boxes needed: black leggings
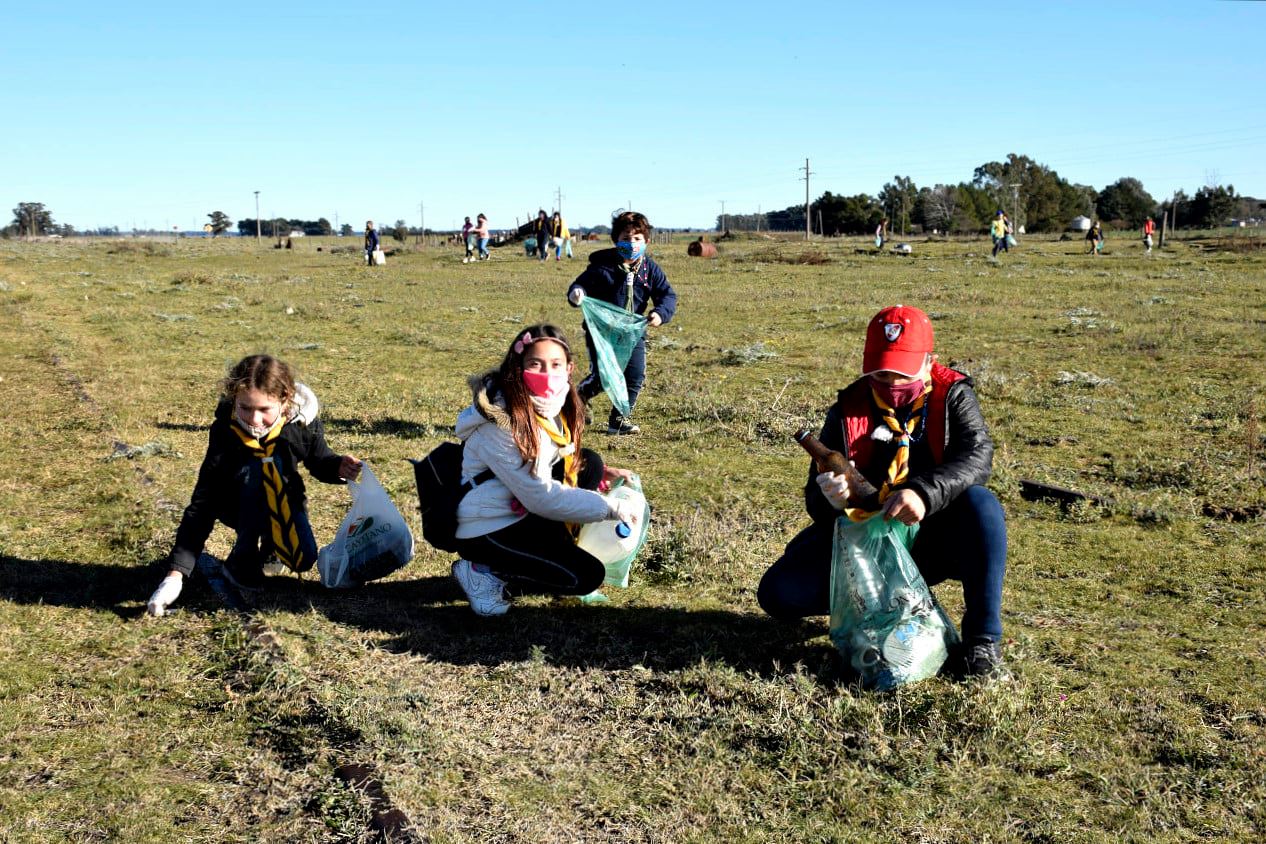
[455,449,607,595]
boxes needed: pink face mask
[870,377,926,408]
[522,369,570,400]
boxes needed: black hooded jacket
[168,396,344,575]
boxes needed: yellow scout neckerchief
[535,414,578,487]
[231,414,307,571]
[844,382,933,523]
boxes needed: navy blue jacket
[566,248,678,324]
[365,228,380,251]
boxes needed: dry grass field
[1,231,1263,842]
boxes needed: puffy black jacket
[804,374,993,524]
[566,248,678,324]
[169,398,344,575]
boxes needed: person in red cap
[758,305,1009,680]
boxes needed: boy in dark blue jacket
[566,211,678,434]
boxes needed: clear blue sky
[4,1,1263,232]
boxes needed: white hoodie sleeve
[467,424,615,524]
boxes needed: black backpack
[409,442,493,553]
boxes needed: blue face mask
[615,240,645,261]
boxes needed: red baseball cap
[862,305,934,376]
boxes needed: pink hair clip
[513,330,534,354]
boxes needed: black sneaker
[963,638,1010,682]
[606,415,640,435]
[221,554,265,592]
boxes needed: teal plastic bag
[579,297,647,417]
[829,515,959,690]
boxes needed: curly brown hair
[222,355,296,407]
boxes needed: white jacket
[454,374,617,539]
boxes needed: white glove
[568,287,586,305]
[816,471,851,511]
[609,498,642,528]
[147,573,183,617]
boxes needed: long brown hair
[492,324,585,470]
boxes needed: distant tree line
[237,217,334,237]
[721,154,1262,235]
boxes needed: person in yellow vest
[146,355,362,615]
[990,210,1010,257]
[550,211,571,261]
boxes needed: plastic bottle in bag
[844,539,887,615]
[577,519,637,565]
[575,477,650,589]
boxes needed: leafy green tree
[1095,178,1156,228]
[392,220,408,242]
[1186,185,1238,228]
[878,176,918,235]
[316,217,333,236]
[974,154,1085,232]
[815,191,881,235]
[207,211,232,237]
[11,202,54,237]
[339,223,353,237]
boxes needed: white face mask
[529,391,568,420]
[235,413,274,440]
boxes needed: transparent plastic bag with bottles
[829,514,959,690]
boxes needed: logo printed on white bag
[347,515,374,536]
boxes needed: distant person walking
[473,213,490,261]
[533,209,550,262]
[364,221,380,266]
[1143,217,1155,254]
[461,216,474,263]
[1087,220,1104,256]
[990,210,1009,257]
[550,212,570,261]
[875,218,888,249]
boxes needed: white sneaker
[451,559,510,616]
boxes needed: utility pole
[719,200,726,233]
[756,204,761,233]
[254,191,260,242]
[555,186,564,216]
[335,211,339,234]
[1008,183,1021,233]
[418,201,424,247]
[800,158,812,240]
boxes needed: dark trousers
[536,234,548,260]
[227,460,318,574]
[578,325,647,423]
[455,449,607,595]
[757,485,1007,641]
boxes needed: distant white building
[1069,215,1092,231]
[288,230,306,237]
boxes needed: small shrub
[721,342,778,366]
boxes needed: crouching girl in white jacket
[451,324,642,615]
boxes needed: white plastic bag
[318,464,415,588]
[372,248,386,265]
